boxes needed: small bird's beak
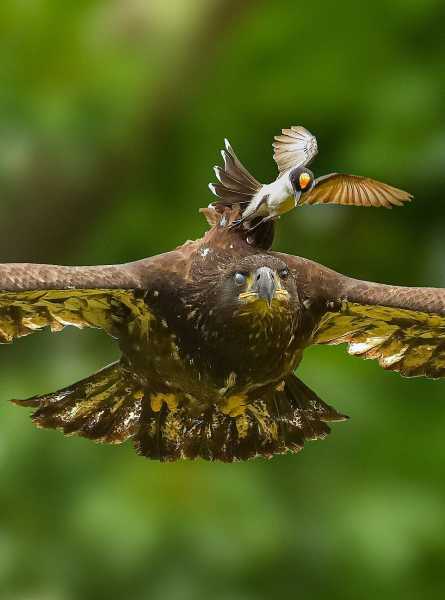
[293,190,302,206]
[252,267,276,306]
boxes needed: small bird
[209,126,413,229]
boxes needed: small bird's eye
[234,272,247,285]
[279,268,289,280]
[299,172,312,190]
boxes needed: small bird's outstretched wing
[209,139,261,207]
[276,253,445,378]
[300,173,412,208]
[0,255,177,342]
[273,126,318,173]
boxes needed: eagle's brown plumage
[1,206,445,461]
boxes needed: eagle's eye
[234,272,247,285]
[279,268,289,280]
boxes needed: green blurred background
[1,1,445,598]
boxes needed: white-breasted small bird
[208,126,412,229]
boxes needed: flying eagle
[209,127,412,229]
[1,206,443,462]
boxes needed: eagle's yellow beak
[299,172,311,190]
[238,267,289,308]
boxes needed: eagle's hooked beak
[252,267,276,306]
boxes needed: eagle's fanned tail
[133,373,347,461]
[13,366,346,461]
[12,360,145,444]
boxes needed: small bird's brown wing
[276,253,445,378]
[209,139,261,207]
[300,173,412,208]
[273,126,318,173]
[0,255,177,343]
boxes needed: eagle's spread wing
[276,253,445,378]
[0,258,165,342]
[300,173,412,208]
[273,126,318,173]
[315,302,445,378]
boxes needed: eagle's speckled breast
[119,283,305,412]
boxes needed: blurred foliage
[1,0,445,599]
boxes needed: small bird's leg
[228,214,250,230]
[246,215,278,234]
[229,195,269,230]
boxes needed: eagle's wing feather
[0,254,180,342]
[301,173,412,208]
[273,126,318,173]
[315,302,445,378]
[276,253,445,378]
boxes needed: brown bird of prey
[1,206,443,462]
[209,127,412,229]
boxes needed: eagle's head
[216,255,300,319]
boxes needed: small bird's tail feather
[209,139,261,208]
